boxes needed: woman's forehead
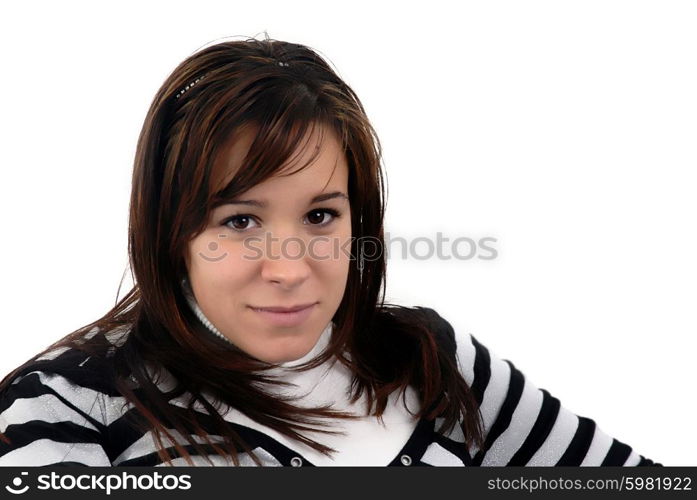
[211,122,344,193]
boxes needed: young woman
[0,37,660,467]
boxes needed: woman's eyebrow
[225,191,349,208]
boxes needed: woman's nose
[259,234,311,288]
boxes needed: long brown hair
[0,36,484,465]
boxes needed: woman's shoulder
[2,325,127,394]
[0,339,124,426]
[409,307,662,466]
[403,305,476,359]
[400,305,506,395]
[0,326,132,433]
[0,337,125,465]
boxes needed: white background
[1,0,695,464]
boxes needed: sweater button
[400,454,412,466]
[290,457,303,467]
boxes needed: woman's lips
[251,303,317,313]
[249,303,317,327]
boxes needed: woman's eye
[223,215,259,232]
[222,208,341,233]
[305,208,340,226]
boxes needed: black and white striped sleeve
[453,331,661,466]
[0,369,112,466]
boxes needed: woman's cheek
[232,237,265,264]
[307,236,334,263]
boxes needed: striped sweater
[0,310,660,466]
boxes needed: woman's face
[185,125,352,363]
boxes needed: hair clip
[175,74,206,100]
